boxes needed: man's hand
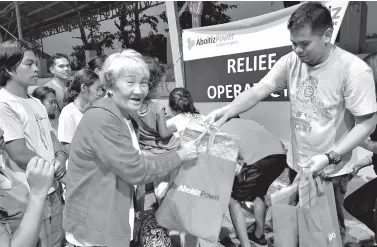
[51,154,67,180]
[350,155,373,178]
[205,108,222,125]
[301,155,329,176]
[205,108,229,129]
[301,154,329,187]
[26,157,55,198]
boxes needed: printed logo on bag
[173,183,219,201]
[328,233,336,242]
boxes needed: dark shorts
[231,154,287,202]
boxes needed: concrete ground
[144,168,376,247]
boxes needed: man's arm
[10,157,55,247]
[4,139,38,170]
[1,104,37,170]
[50,131,66,156]
[207,54,289,127]
[333,113,377,156]
[215,83,276,126]
[306,113,377,175]
[50,131,67,180]
[360,138,377,154]
[304,68,377,176]
[339,67,377,155]
[351,155,373,177]
[10,193,46,247]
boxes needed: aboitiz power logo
[187,34,236,50]
[171,183,219,201]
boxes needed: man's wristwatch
[324,151,342,165]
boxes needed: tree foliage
[160,1,237,31]
[114,1,164,53]
[70,7,115,69]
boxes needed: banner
[182,2,348,102]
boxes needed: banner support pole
[166,1,185,88]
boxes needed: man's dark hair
[0,40,36,87]
[288,2,333,34]
[48,53,70,69]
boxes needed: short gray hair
[100,49,150,91]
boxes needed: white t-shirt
[0,88,56,193]
[58,102,83,143]
[167,113,201,137]
[260,46,377,177]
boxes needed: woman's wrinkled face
[111,71,149,113]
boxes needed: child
[153,87,201,204]
[32,87,59,136]
[135,57,179,155]
[166,87,201,137]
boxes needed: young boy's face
[50,57,71,80]
[11,50,39,87]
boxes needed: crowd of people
[1,2,377,247]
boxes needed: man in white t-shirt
[0,40,68,247]
[207,2,377,244]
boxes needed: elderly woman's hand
[176,131,207,161]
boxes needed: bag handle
[299,172,327,206]
[206,130,216,152]
[298,168,326,193]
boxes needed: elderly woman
[62,50,201,247]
